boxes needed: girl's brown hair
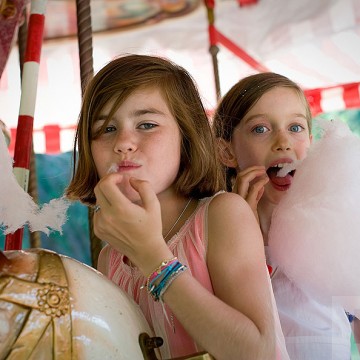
[212,72,312,190]
[66,54,224,204]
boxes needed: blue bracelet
[148,261,187,301]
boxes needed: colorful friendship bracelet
[148,261,182,299]
[145,258,188,301]
[147,257,178,285]
[158,264,187,301]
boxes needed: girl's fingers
[94,173,132,210]
[233,167,267,198]
[233,168,269,220]
[238,165,266,178]
[129,177,159,212]
[246,177,269,205]
[233,178,250,198]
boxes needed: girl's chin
[116,185,141,203]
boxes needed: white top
[266,247,352,360]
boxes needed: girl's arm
[161,192,276,360]
[93,175,276,360]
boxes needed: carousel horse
[0,248,214,360]
[0,248,156,359]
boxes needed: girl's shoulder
[206,191,260,244]
[207,191,251,217]
[190,191,256,243]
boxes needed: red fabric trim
[24,14,45,63]
[44,125,61,154]
[304,89,322,117]
[305,82,360,116]
[238,0,258,6]
[343,83,360,109]
[216,29,269,72]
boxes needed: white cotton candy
[0,131,70,235]
[276,160,302,177]
[268,119,360,314]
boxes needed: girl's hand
[233,166,268,222]
[93,174,173,275]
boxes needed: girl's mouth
[266,164,296,190]
[107,162,141,173]
[275,162,300,178]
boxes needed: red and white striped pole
[5,0,47,250]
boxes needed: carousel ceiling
[42,0,202,40]
[1,0,360,154]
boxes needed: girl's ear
[217,138,238,168]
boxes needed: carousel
[1,0,360,359]
[0,0,214,358]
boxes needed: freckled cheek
[234,141,265,168]
[296,139,312,160]
[91,142,108,178]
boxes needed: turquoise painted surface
[0,151,91,265]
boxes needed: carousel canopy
[1,0,360,154]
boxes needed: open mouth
[266,163,296,190]
[267,163,296,179]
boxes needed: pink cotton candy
[268,119,360,314]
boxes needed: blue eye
[104,125,116,133]
[252,125,268,134]
[138,123,157,130]
[289,124,304,132]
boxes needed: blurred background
[1,1,360,356]
[1,0,360,273]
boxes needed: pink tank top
[106,195,215,359]
[103,193,290,359]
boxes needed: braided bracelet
[146,257,178,286]
[145,258,188,301]
[158,264,187,301]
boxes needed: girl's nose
[272,130,291,151]
[113,131,136,154]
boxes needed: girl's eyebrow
[243,114,267,124]
[94,115,108,122]
[95,107,167,122]
[132,107,166,117]
[244,113,307,123]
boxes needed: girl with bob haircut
[67,55,288,359]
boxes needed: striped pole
[204,0,221,100]
[5,0,47,250]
